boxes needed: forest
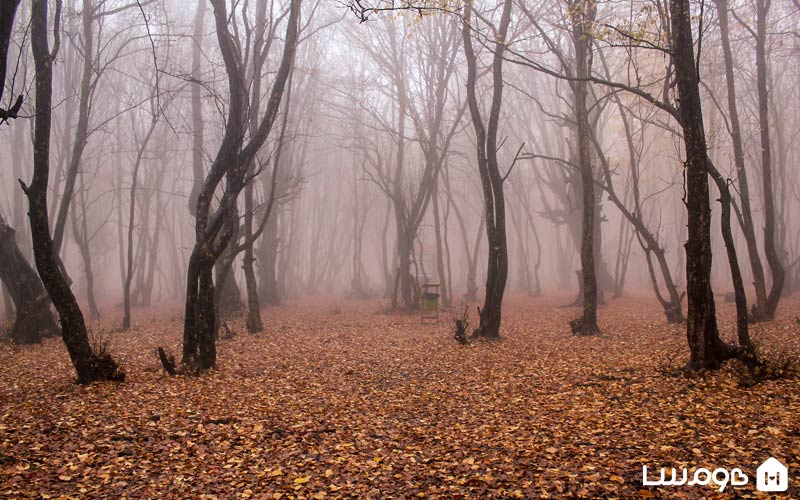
[0,0,799,497]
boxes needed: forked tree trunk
[183,0,300,371]
[462,0,512,339]
[707,161,755,357]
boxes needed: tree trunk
[707,161,755,357]
[52,0,93,257]
[755,0,785,319]
[462,0,512,339]
[0,214,58,344]
[243,178,263,332]
[187,0,206,217]
[670,0,736,370]
[257,214,281,306]
[123,117,158,330]
[70,170,100,319]
[714,0,769,320]
[24,0,122,383]
[0,0,23,119]
[183,0,300,371]
[432,174,450,306]
[570,0,599,335]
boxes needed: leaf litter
[1,295,798,498]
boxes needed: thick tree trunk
[25,0,122,383]
[670,0,736,370]
[0,214,58,344]
[395,230,416,310]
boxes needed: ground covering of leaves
[1,294,799,499]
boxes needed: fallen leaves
[0,295,798,498]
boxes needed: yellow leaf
[58,474,73,481]
[463,457,475,465]
[270,468,284,476]
[610,475,625,484]
[293,476,311,484]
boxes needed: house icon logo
[757,457,788,492]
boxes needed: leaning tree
[21,0,123,383]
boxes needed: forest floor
[1,294,799,499]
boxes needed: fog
[3,1,800,496]
[1,0,799,352]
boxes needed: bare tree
[182,0,301,371]
[753,0,785,319]
[568,0,600,335]
[22,0,123,383]
[462,0,513,338]
[670,0,738,369]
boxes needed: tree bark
[0,0,22,120]
[52,0,93,256]
[714,0,769,320]
[462,0,512,339]
[183,0,300,371]
[24,0,122,383]
[0,213,58,344]
[123,116,158,330]
[187,0,205,217]
[570,0,599,335]
[670,0,736,370]
[755,0,785,319]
